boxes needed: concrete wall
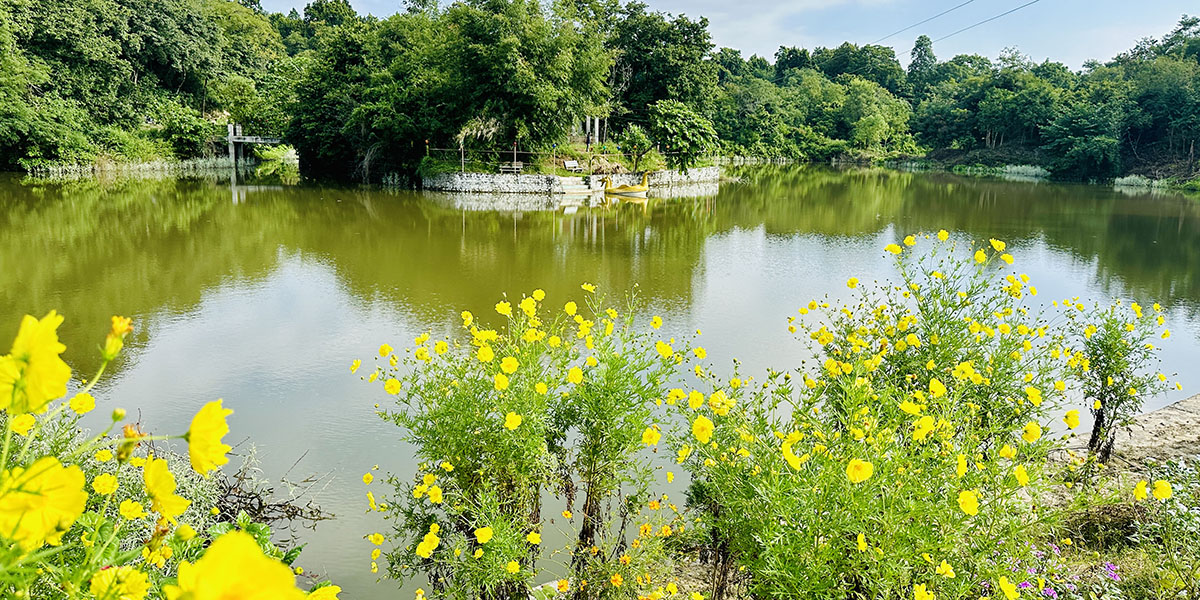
[422,172,560,194]
[591,166,721,187]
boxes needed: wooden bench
[563,159,583,173]
[499,161,523,174]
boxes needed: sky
[259,0,1197,69]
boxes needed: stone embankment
[422,167,721,194]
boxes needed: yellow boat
[601,173,649,197]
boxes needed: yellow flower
[120,499,146,520]
[562,510,573,519]
[557,579,570,593]
[519,297,537,317]
[989,238,1006,252]
[1013,464,1030,487]
[177,524,197,541]
[495,301,512,316]
[478,345,495,362]
[1063,410,1080,429]
[10,414,34,436]
[885,244,902,255]
[998,576,1019,600]
[475,527,494,544]
[642,426,661,446]
[96,449,114,462]
[363,473,374,485]
[145,458,190,523]
[1134,480,1148,501]
[90,565,150,600]
[847,277,859,289]
[368,532,385,545]
[656,341,674,359]
[856,533,867,552]
[936,560,955,578]
[846,459,873,484]
[1152,480,1172,501]
[1021,422,1042,444]
[163,531,306,600]
[581,283,596,293]
[385,378,402,395]
[956,454,968,478]
[610,573,623,587]
[308,586,342,599]
[0,311,71,415]
[937,229,949,241]
[504,412,522,430]
[535,382,548,395]
[913,416,935,442]
[567,367,583,385]
[92,473,119,495]
[186,400,233,476]
[428,486,443,504]
[904,235,917,247]
[0,456,86,549]
[999,444,1016,460]
[379,344,392,357]
[69,392,96,415]
[957,490,979,516]
[461,311,474,327]
[506,560,520,574]
[928,378,946,398]
[1001,253,1014,264]
[974,249,987,263]
[494,373,510,391]
[500,356,520,374]
[415,528,440,558]
[913,583,934,600]
[692,416,714,444]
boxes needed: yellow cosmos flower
[379,344,392,357]
[186,399,233,476]
[385,378,402,395]
[957,490,979,516]
[535,382,548,395]
[1013,464,1030,487]
[461,311,474,327]
[856,533,867,552]
[642,426,661,446]
[567,367,583,385]
[308,586,342,600]
[494,373,510,391]
[913,583,934,600]
[885,244,902,255]
[350,359,361,373]
[557,579,570,593]
[610,573,623,587]
[504,412,522,430]
[368,533,385,545]
[92,473,119,496]
[0,311,71,415]
[998,576,1019,600]
[581,283,595,293]
[477,345,495,363]
[1001,253,1014,264]
[96,449,114,462]
[519,297,537,317]
[928,378,946,398]
[990,238,1006,252]
[90,565,149,600]
[475,527,494,544]
[69,392,96,415]
[10,414,35,436]
[846,459,873,484]
[912,416,935,442]
[564,302,577,316]
[687,390,705,410]
[145,457,191,523]
[846,278,859,289]
[177,524,197,541]
[506,561,520,574]
[500,356,519,374]
[562,510,572,519]
[526,531,541,545]
[163,531,307,600]
[0,456,86,549]
[119,499,146,520]
[692,416,714,444]
[1063,410,1080,429]
[1021,422,1042,444]
[956,454,968,478]
[428,486,443,504]
[937,229,949,241]
[651,316,663,329]
[974,249,987,263]
[655,341,674,359]
[363,472,373,485]
[936,560,955,578]
[999,444,1016,460]
[1134,480,1148,501]
[495,302,512,316]
[1153,480,1172,501]
[904,235,917,247]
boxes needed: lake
[2,164,1198,597]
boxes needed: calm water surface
[3,165,1199,597]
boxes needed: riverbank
[1088,393,1200,468]
[420,166,721,194]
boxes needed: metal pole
[227,124,236,166]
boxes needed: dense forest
[3,0,1200,182]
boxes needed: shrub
[667,233,1081,599]
[1134,459,1199,597]
[363,287,687,599]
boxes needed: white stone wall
[591,166,721,187]
[423,172,559,193]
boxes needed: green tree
[618,123,653,171]
[908,35,937,100]
[647,99,717,171]
[607,2,717,116]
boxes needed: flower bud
[112,408,127,422]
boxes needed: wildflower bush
[0,311,338,599]
[365,288,689,599]
[667,234,1086,599]
[1062,300,1173,463]
[1134,459,1199,597]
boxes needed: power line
[871,0,980,44]
[934,0,1043,42]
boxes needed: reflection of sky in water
[6,168,1199,598]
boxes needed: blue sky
[260,0,1197,69]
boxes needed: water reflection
[1,165,1198,597]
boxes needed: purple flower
[1043,588,1058,599]
[1034,550,1045,559]
[1019,581,1033,589]
[1026,567,1037,575]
